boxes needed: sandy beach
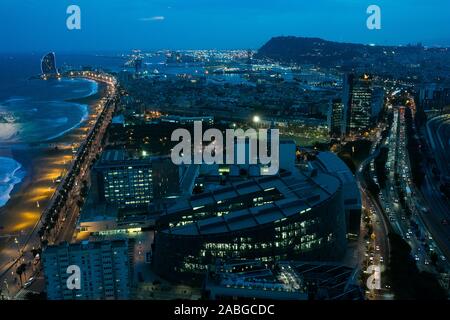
[0,81,106,263]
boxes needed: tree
[24,292,46,300]
[374,147,389,189]
[386,233,447,299]
[192,185,204,194]
[430,252,439,266]
[16,263,27,286]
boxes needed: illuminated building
[152,155,349,283]
[43,240,131,300]
[417,83,450,111]
[204,260,363,300]
[41,52,58,75]
[327,98,344,137]
[343,74,373,134]
[160,115,214,125]
[91,150,181,208]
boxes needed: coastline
[0,157,25,207]
[0,79,105,206]
[0,79,106,242]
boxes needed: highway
[371,103,450,277]
[357,103,449,298]
[355,126,391,299]
[381,107,439,272]
[53,89,116,244]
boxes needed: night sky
[1,0,449,53]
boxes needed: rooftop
[44,239,128,254]
[206,260,363,300]
[162,166,341,236]
[314,152,361,209]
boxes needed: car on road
[24,277,35,288]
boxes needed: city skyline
[1,1,450,304]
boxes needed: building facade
[43,240,131,300]
[91,150,180,208]
[343,74,373,134]
[152,166,348,284]
[204,260,363,300]
[41,52,58,75]
[328,98,344,137]
[314,152,362,238]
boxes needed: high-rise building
[327,98,344,137]
[343,74,373,134]
[41,52,58,75]
[43,240,131,300]
[91,150,181,208]
[418,83,450,111]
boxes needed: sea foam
[0,156,25,207]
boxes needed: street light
[14,237,20,253]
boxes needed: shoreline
[0,79,106,239]
[0,78,100,144]
[0,79,105,206]
[0,157,25,207]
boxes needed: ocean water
[0,53,102,208]
[0,79,96,143]
[0,157,26,207]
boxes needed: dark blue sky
[1,0,449,53]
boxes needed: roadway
[53,90,115,244]
[355,127,391,298]
[381,107,438,272]
[374,104,450,276]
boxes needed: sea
[0,53,116,207]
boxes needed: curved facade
[41,52,57,75]
[153,170,347,283]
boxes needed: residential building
[43,240,131,300]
